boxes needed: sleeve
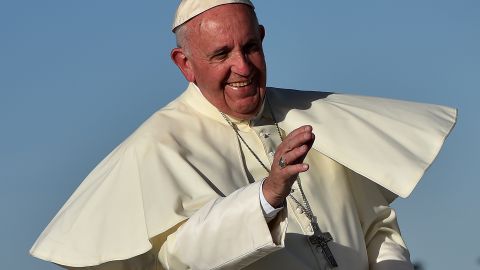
[347,170,414,270]
[259,178,284,223]
[158,180,288,270]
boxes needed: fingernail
[303,164,309,170]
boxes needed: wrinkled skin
[171,4,315,208]
[172,4,266,120]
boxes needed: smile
[227,79,252,88]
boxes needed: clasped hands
[262,125,315,208]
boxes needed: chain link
[220,97,317,224]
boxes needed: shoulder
[117,91,234,164]
[121,93,206,149]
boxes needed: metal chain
[220,112,270,173]
[265,98,317,223]
[220,98,317,224]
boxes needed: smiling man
[171,3,267,121]
[31,1,456,269]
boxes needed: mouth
[226,78,253,88]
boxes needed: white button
[307,225,313,232]
[290,188,295,193]
[268,151,275,157]
[296,206,303,214]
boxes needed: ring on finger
[279,156,287,168]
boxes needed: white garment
[30,83,456,269]
[259,179,284,222]
[159,86,415,269]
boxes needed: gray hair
[174,23,192,56]
[174,6,260,57]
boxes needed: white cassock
[30,83,456,269]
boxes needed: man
[30,1,457,269]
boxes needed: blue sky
[1,0,479,269]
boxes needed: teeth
[228,79,252,88]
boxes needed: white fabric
[158,87,415,269]
[172,0,254,31]
[30,83,455,268]
[159,180,287,269]
[267,88,457,198]
[259,178,284,223]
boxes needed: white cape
[30,84,457,267]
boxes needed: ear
[171,48,195,82]
[259,25,266,42]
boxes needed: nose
[230,51,252,77]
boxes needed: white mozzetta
[30,83,456,268]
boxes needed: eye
[212,51,228,61]
[210,47,230,62]
[244,42,261,54]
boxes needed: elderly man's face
[172,4,266,120]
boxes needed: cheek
[204,66,230,87]
[192,61,225,84]
[251,53,266,70]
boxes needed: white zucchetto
[172,0,254,31]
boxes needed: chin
[236,104,262,119]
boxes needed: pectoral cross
[309,221,338,268]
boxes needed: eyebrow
[206,36,260,59]
[208,46,230,58]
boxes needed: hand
[262,125,315,208]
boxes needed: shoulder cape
[30,84,457,267]
[268,87,456,198]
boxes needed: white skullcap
[172,0,254,32]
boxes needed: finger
[279,131,315,154]
[279,144,309,167]
[284,125,312,141]
[281,163,310,179]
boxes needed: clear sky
[1,0,479,269]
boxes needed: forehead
[190,4,259,44]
